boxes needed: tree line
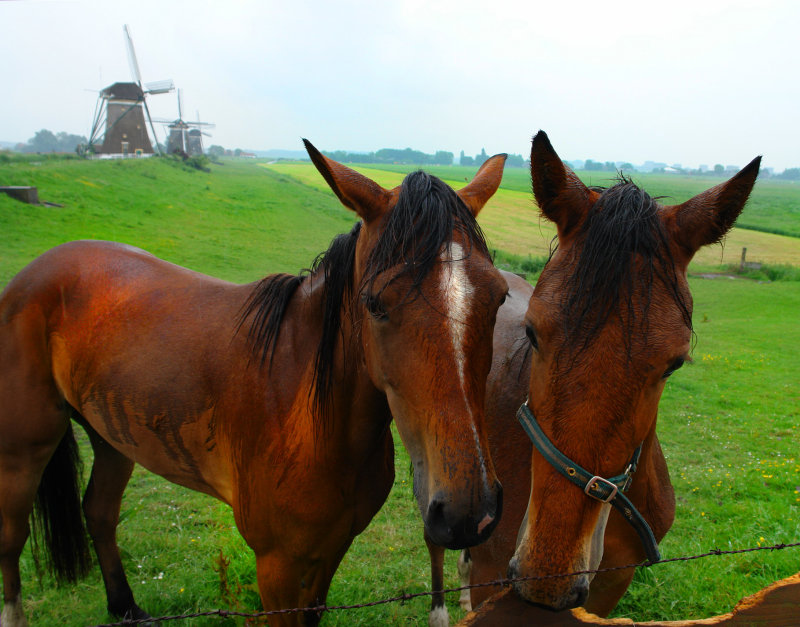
[321,147,527,168]
[322,147,454,166]
[15,129,88,154]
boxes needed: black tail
[30,422,91,582]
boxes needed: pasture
[0,156,798,625]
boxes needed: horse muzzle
[423,479,503,549]
[507,556,589,610]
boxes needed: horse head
[508,131,760,609]
[305,141,507,549]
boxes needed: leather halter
[517,401,661,563]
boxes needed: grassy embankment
[0,156,797,625]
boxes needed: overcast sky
[2,0,798,170]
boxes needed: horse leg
[0,425,71,627]
[0,459,44,627]
[457,548,472,611]
[424,528,448,627]
[78,419,150,621]
[253,551,332,627]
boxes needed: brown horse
[427,131,760,623]
[0,143,509,626]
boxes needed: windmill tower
[88,25,173,156]
[159,90,215,156]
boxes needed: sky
[1,0,798,171]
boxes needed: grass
[0,156,357,286]
[355,162,800,238]
[264,162,800,270]
[1,155,798,625]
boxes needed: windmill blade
[177,89,183,121]
[88,94,106,146]
[141,96,163,156]
[145,79,174,95]
[123,24,143,86]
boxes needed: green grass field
[0,156,798,625]
[349,162,800,239]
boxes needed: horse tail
[30,421,92,582]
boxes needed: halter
[516,401,661,563]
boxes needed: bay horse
[427,131,760,624]
[0,142,509,627]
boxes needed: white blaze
[440,242,474,388]
[440,243,486,472]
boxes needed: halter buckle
[584,476,618,503]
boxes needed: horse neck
[293,272,393,449]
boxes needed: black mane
[238,170,490,426]
[560,176,692,358]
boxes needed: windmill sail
[88,25,173,156]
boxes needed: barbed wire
[92,540,800,626]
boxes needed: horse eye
[361,293,387,320]
[525,324,538,350]
[663,357,685,379]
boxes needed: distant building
[92,82,154,156]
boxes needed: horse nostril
[425,495,454,547]
[572,582,589,608]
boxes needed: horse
[0,142,510,627]
[426,131,760,624]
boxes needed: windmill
[156,89,215,156]
[88,25,174,156]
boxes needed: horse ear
[530,130,596,239]
[663,156,761,259]
[303,139,393,223]
[456,153,507,216]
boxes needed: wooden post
[739,247,747,272]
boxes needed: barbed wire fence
[91,540,800,626]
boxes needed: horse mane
[239,170,490,427]
[560,175,693,359]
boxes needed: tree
[714,164,724,174]
[26,129,58,152]
[460,151,474,166]
[433,150,453,166]
[22,129,87,153]
[55,132,86,152]
[474,148,488,167]
[584,159,602,171]
[777,167,800,180]
[207,145,225,158]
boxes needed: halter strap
[516,402,661,563]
